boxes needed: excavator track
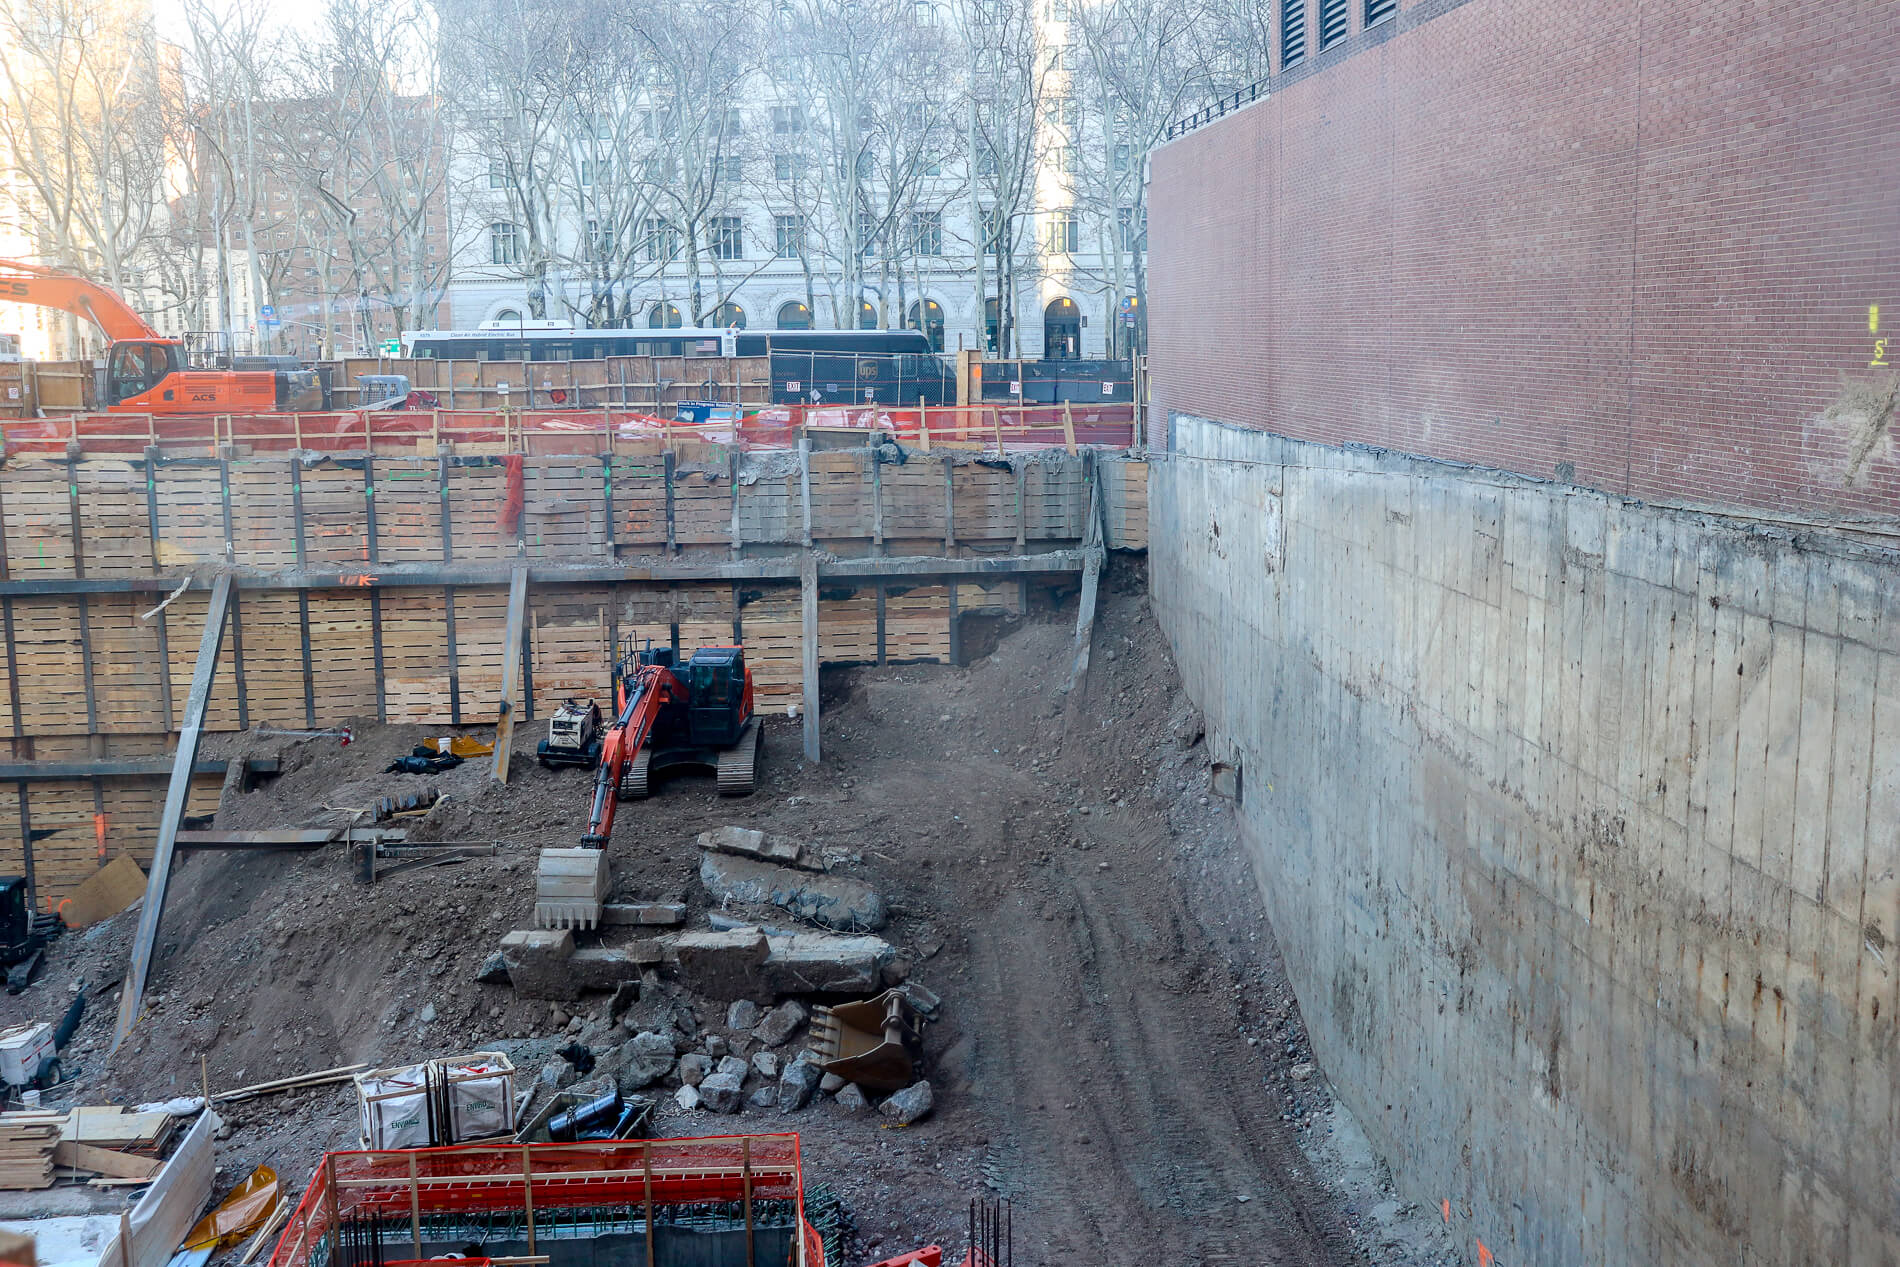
[717,718,762,796]
[619,747,651,800]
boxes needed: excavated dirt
[0,560,1453,1266]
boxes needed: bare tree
[956,0,1048,355]
[0,0,170,349]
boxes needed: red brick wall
[1148,0,1900,516]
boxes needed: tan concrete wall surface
[1150,415,1899,1265]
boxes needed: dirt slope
[0,559,1446,1265]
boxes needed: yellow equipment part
[810,988,924,1093]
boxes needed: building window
[713,154,742,182]
[910,210,942,256]
[858,211,879,257]
[775,213,806,258]
[587,218,613,258]
[975,146,998,178]
[487,158,509,189]
[1365,0,1395,23]
[777,300,813,329]
[1049,0,1070,18]
[643,217,679,263]
[980,205,1006,253]
[774,152,797,181]
[1111,142,1134,174]
[648,302,682,328]
[1281,0,1306,67]
[643,157,678,183]
[489,222,521,265]
[580,157,607,186]
[1046,210,1078,254]
[722,106,742,134]
[710,301,746,329]
[711,216,744,260]
[1318,0,1347,48]
[772,104,806,135]
[1116,205,1146,253]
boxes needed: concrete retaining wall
[1149,415,1899,1265]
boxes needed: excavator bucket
[810,988,924,1092]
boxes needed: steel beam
[800,556,820,764]
[112,571,232,1051]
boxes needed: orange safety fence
[0,402,1137,458]
[267,1135,818,1267]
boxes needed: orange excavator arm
[0,259,165,343]
[581,662,683,847]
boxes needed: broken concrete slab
[726,999,761,1031]
[666,927,771,1000]
[602,902,688,927]
[754,1000,808,1047]
[699,852,885,931]
[752,1051,779,1080]
[879,1080,933,1125]
[699,1070,745,1114]
[569,944,662,991]
[698,825,819,871]
[716,1054,749,1081]
[747,1085,778,1110]
[617,1031,678,1089]
[678,1053,712,1086]
[475,952,510,985]
[834,1083,869,1112]
[499,928,578,1001]
[761,933,898,995]
[778,1056,822,1112]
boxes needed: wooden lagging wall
[0,448,1146,906]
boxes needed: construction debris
[0,1114,58,1189]
[878,1080,935,1126]
[698,851,887,931]
[810,988,925,1092]
[697,825,822,872]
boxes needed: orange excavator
[580,642,763,848]
[0,259,321,412]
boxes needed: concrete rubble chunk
[570,945,661,991]
[699,1071,745,1114]
[726,999,761,1031]
[698,825,817,871]
[665,928,770,1001]
[705,1034,728,1058]
[762,933,897,995]
[674,1084,700,1112]
[602,902,688,927]
[747,1085,778,1110]
[819,1072,845,1094]
[699,852,885,931]
[677,1053,712,1087]
[754,1001,808,1048]
[879,1080,934,1126]
[1290,1062,1316,1082]
[539,1057,575,1089]
[618,1031,678,1089]
[833,1083,869,1112]
[753,1051,780,1080]
[716,1054,750,1081]
[475,952,510,985]
[499,928,577,1001]
[777,1057,822,1113]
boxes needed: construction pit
[0,434,1452,1267]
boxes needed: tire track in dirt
[964,802,1357,1266]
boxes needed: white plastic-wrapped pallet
[356,1063,433,1149]
[441,1053,515,1142]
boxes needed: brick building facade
[1147,0,1900,517]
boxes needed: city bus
[401,323,956,406]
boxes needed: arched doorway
[1043,296,1080,359]
[648,303,682,329]
[858,300,878,330]
[711,302,747,329]
[776,301,812,330]
[906,299,945,352]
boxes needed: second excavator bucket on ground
[810,988,925,1092]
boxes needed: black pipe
[549,1089,621,1141]
[52,986,84,1048]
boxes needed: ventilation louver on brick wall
[1319,0,1348,48]
[1366,0,1396,24]
[1280,0,1306,66]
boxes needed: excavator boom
[580,663,682,847]
[0,259,163,342]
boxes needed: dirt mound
[0,558,1446,1264]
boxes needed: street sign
[259,304,276,317]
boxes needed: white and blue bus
[400,323,956,406]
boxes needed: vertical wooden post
[797,437,813,547]
[642,1141,656,1267]
[520,1145,536,1254]
[492,567,529,782]
[742,1137,755,1267]
[991,406,1004,454]
[916,397,931,452]
[942,455,955,552]
[407,1152,423,1258]
[1062,401,1077,454]
[800,556,819,764]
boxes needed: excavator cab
[685,647,749,746]
[105,341,181,405]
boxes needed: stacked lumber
[521,459,605,557]
[0,1113,61,1189]
[952,463,1016,541]
[1103,458,1149,549]
[369,459,447,564]
[809,453,872,539]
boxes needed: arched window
[493,307,522,324]
[906,299,945,352]
[648,303,682,329]
[858,300,878,330]
[776,301,813,330]
[711,302,747,330]
[1043,296,1080,359]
